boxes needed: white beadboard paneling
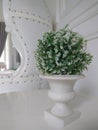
[73,15,98,37]
[58,0,98,29]
[70,4,98,29]
[57,0,98,96]
[57,0,98,39]
[75,39,98,96]
[86,32,98,41]
[60,0,81,19]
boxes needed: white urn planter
[40,75,85,128]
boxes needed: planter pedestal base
[44,109,81,128]
[40,75,84,128]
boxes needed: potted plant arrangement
[35,25,93,127]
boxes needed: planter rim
[39,74,85,80]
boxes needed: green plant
[35,25,93,75]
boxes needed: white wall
[75,39,98,97]
[57,0,98,96]
[86,39,98,96]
